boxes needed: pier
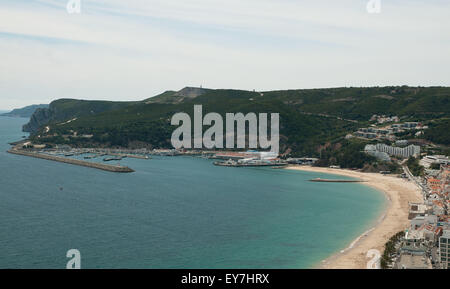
[7,149,134,173]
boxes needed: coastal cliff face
[23,99,135,134]
[23,87,209,134]
[22,107,51,133]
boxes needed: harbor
[8,143,293,171]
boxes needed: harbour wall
[7,149,134,173]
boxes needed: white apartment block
[364,143,420,159]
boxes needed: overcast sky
[0,0,449,109]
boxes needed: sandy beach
[286,165,423,269]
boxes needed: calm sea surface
[0,116,386,268]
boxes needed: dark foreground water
[0,116,386,268]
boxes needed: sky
[0,0,449,110]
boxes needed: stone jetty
[8,149,134,173]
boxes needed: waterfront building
[408,202,429,219]
[286,157,318,165]
[411,215,438,229]
[439,230,450,269]
[244,151,278,160]
[395,246,432,269]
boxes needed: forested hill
[25,86,450,156]
[23,99,136,133]
[260,86,449,120]
[1,104,48,118]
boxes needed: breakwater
[7,149,134,173]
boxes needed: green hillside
[26,86,450,161]
[23,99,136,133]
[261,86,449,120]
[424,118,450,145]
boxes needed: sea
[0,116,386,268]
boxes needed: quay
[7,149,134,173]
[110,154,150,160]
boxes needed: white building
[372,143,420,159]
[364,144,391,161]
[243,151,278,160]
[420,155,450,168]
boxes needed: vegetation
[424,118,450,145]
[380,231,405,269]
[363,161,402,174]
[314,139,376,169]
[406,156,425,176]
[430,163,441,170]
[261,86,450,120]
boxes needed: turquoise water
[0,116,386,268]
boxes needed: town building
[395,246,432,269]
[439,230,450,269]
[364,143,420,159]
[420,155,450,168]
[408,202,429,220]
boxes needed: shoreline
[286,165,423,269]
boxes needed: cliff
[23,99,135,134]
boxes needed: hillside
[145,87,211,104]
[23,99,136,133]
[424,118,450,145]
[260,86,449,120]
[26,86,450,160]
[1,104,48,118]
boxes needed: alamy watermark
[366,249,381,269]
[67,0,81,14]
[171,105,280,155]
[366,0,381,14]
[66,249,81,269]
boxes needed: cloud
[0,0,449,109]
